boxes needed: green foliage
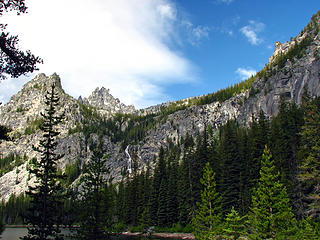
[24,118,44,135]
[22,84,65,240]
[192,74,256,106]
[111,221,127,233]
[76,139,112,240]
[248,146,297,239]
[222,207,247,240]
[249,87,260,97]
[299,95,320,219]
[219,120,243,213]
[0,219,4,236]
[0,124,11,141]
[15,105,27,113]
[76,104,158,147]
[64,159,81,186]
[0,153,25,177]
[0,0,43,80]
[0,193,31,225]
[192,162,223,240]
[33,83,40,89]
[294,218,319,240]
[269,99,304,210]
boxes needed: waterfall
[125,145,132,174]
[297,73,307,105]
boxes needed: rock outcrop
[80,87,135,116]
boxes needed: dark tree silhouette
[22,84,65,240]
[0,124,10,141]
[0,0,42,80]
[77,139,111,240]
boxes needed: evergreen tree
[0,217,4,237]
[0,125,11,141]
[177,151,192,225]
[192,162,223,240]
[248,111,269,189]
[166,152,179,226]
[222,206,247,240]
[299,95,320,219]
[115,178,126,223]
[248,146,297,239]
[77,139,111,240]
[270,99,303,199]
[157,177,168,226]
[0,0,42,80]
[139,164,152,227]
[295,218,319,240]
[219,120,241,212]
[149,146,166,225]
[22,84,65,240]
[177,134,194,225]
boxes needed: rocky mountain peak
[0,73,67,132]
[81,86,135,115]
[23,73,63,91]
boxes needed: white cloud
[221,0,234,4]
[236,67,257,80]
[182,21,210,46]
[0,0,202,108]
[240,20,265,45]
[157,4,177,20]
[215,0,234,4]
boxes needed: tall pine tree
[248,146,296,239]
[222,206,247,240]
[77,139,111,240]
[299,95,320,219]
[22,84,65,240]
[192,162,223,240]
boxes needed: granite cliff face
[0,12,320,201]
[238,29,320,124]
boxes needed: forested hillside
[1,94,319,238]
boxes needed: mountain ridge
[0,10,320,201]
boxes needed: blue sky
[0,0,319,108]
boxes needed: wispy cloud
[236,67,257,80]
[240,20,265,45]
[182,21,210,46]
[215,0,234,5]
[220,15,240,36]
[0,0,206,108]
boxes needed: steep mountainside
[0,11,320,201]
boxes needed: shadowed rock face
[0,13,320,201]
